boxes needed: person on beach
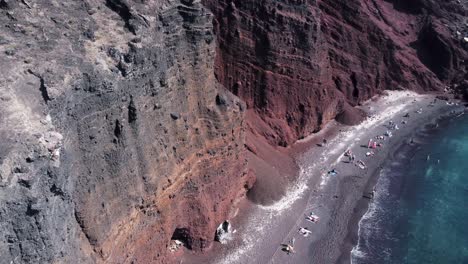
[357,160,367,169]
[345,149,352,157]
[281,238,295,255]
[318,138,327,147]
[306,213,320,223]
[299,227,312,237]
[345,149,355,163]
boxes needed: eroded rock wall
[0,0,466,263]
[202,0,467,146]
[0,0,250,263]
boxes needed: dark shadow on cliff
[410,20,453,81]
[383,0,425,14]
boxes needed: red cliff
[203,0,468,146]
[0,0,466,263]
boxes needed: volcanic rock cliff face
[0,0,466,263]
[203,0,468,146]
[0,1,250,263]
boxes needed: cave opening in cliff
[171,227,193,249]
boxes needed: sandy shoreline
[345,107,468,264]
[181,91,465,264]
[298,93,464,264]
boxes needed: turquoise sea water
[352,114,468,264]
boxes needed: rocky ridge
[0,0,251,263]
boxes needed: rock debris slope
[0,0,466,263]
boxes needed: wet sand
[181,91,464,264]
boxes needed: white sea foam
[218,91,422,264]
[351,168,393,263]
[259,168,310,213]
[350,246,367,263]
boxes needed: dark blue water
[352,114,468,264]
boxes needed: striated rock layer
[0,0,251,263]
[0,0,466,263]
[203,0,468,146]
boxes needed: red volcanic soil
[244,110,299,204]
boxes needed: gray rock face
[0,1,249,263]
